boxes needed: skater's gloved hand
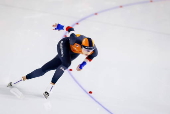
[52,23,64,31]
[76,61,87,71]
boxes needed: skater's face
[82,47,93,56]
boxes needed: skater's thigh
[41,55,61,72]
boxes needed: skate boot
[43,83,55,99]
[43,91,49,99]
[7,82,12,87]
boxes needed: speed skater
[7,23,98,99]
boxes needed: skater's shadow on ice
[0,85,25,99]
[0,85,48,100]
[43,100,52,111]
[0,86,13,97]
[9,87,42,99]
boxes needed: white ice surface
[0,0,170,114]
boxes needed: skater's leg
[51,38,73,84]
[51,39,80,84]
[26,55,61,80]
[25,68,45,80]
[8,56,62,87]
[43,38,71,98]
[43,64,69,98]
[7,77,24,87]
[50,53,79,84]
[44,38,80,98]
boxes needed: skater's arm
[77,46,98,71]
[66,26,76,36]
[86,45,98,62]
[76,59,89,71]
[52,23,75,34]
[52,23,77,45]
[66,26,78,45]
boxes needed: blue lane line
[68,71,113,114]
[65,0,169,113]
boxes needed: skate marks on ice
[9,87,24,99]
[9,88,52,111]
[0,86,13,97]
[43,100,52,111]
[0,85,24,100]
[9,87,53,112]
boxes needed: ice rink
[0,0,170,114]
